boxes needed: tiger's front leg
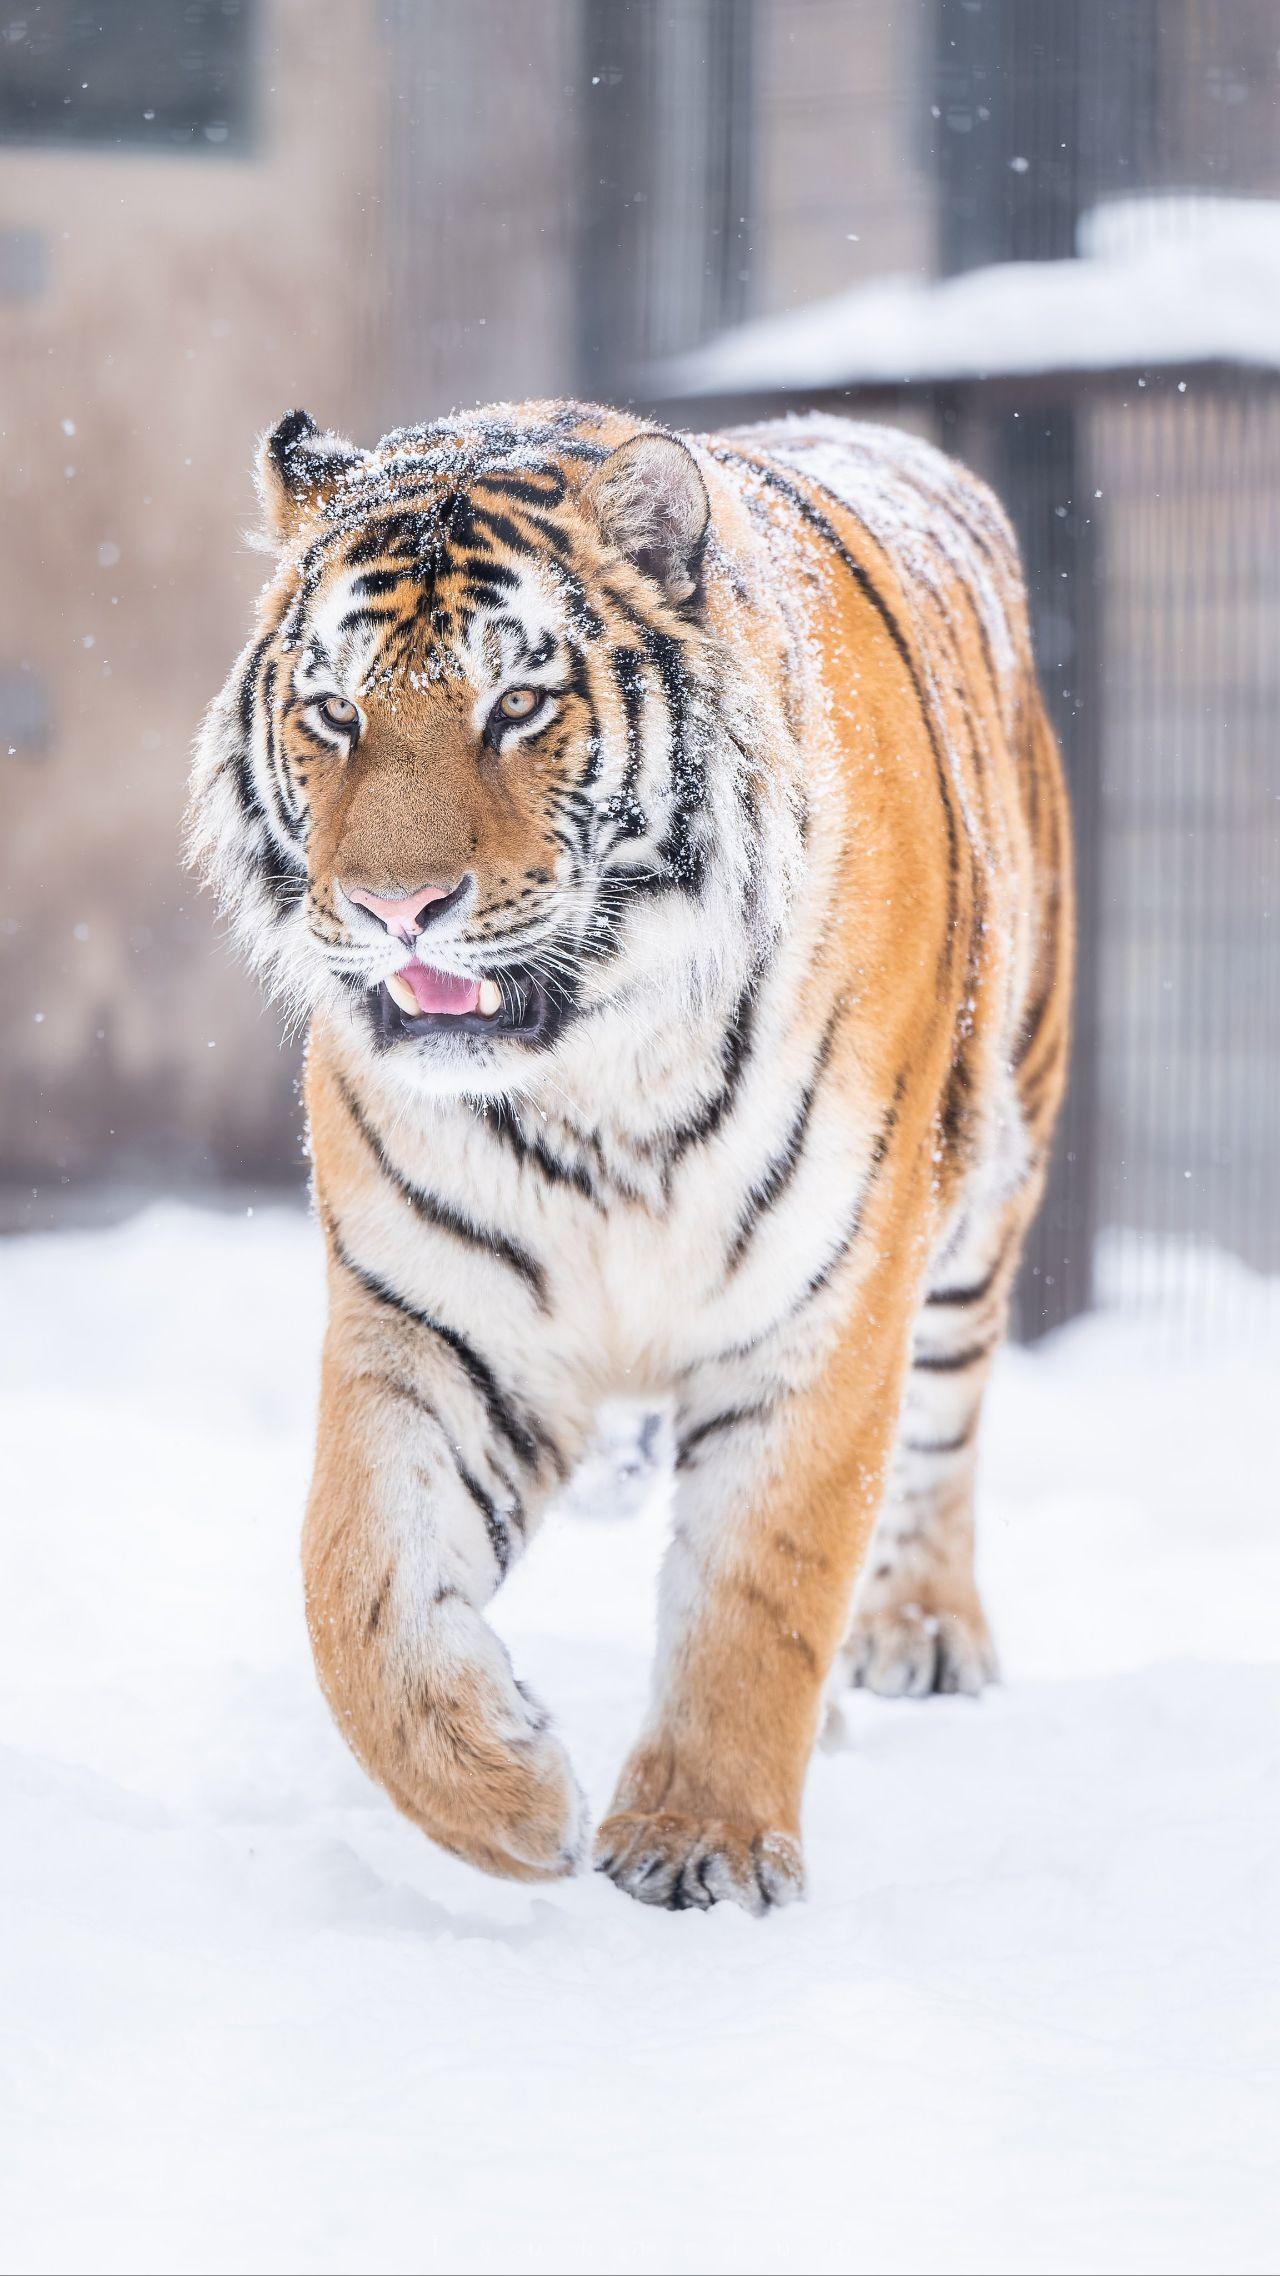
[595,1290,917,1914]
[303,1274,589,1883]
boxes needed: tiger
[187,397,1072,1915]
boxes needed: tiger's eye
[319,695,358,729]
[499,687,540,721]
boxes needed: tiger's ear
[255,409,367,542]
[580,433,710,605]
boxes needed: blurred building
[2,0,1278,1337]
[1,0,389,1196]
[0,0,932,1204]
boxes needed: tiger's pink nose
[345,881,461,942]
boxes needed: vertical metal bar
[576,0,754,397]
[933,0,1101,1333]
[997,401,1102,1333]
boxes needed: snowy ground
[2,1203,1277,2276]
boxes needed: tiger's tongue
[402,961,481,1016]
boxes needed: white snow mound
[662,194,1280,394]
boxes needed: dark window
[0,666,52,758]
[0,226,49,300]
[0,0,257,154]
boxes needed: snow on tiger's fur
[186,398,1072,1913]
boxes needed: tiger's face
[285,509,607,1063]
[189,407,724,1095]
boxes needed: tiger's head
[187,402,761,1100]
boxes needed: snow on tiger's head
[185,400,752,1096]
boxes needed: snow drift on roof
[660,196,1280,395]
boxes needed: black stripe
[261,660,305,841]
[900,1415,978,1457]
[351,1366,440,1425]
[663,967,761,1170]
[327,1218,560,1476]
[675,1404,770,1470]
[517,509,572,556]
[1013,919,1062,1077]
[787,1081,900,1320]
[366,1571,392,1638]
[471,469,569,508]
[1019,1030,1068,1126]
[236,629,274,751]
[336,1076,549,1310]
[602,643,648,837]
[352,567,409,598]
[1015,769,1066,1078]
[939,1035,977,1164]
[562,640,603,793]
[724,1014,838,1277]
[358,1371,522,1572]
[911,1339,991,1374]
[926,1241,1009,1309]
[729,1572,819,1672]
[473,1097,603,1207]
[468,502,544,557]
[595,587,712,888]
[345,508,438,568]
[459,552,519,594]
[229,632,306,921]
[645,626,709,893]
[455,1462,514,1577]
[336,603,400,641]
[713,1113,887,1360]
[279,525,347,648]
[804,439,1009,717]
[232,648,273,838]
[791,1197,865,1313]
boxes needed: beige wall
[0,0,394,1194]
[380,1,584,428]
[755,0,934,313]
[0,0,590,1202]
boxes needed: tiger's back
[720,411,1067,1173]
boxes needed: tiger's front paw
[593,1811,804,1916]
[382,1605,589,1884]
[453,1718,589,1885]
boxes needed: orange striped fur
[188,400,1072,1912]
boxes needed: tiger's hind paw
[593,1811,804,1916]
[843,1600,998,1699]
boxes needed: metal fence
[922,3,1280,1336]
[1091,370,1280,1321]
[946,365,1280,1340]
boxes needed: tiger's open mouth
[369,959,560,1048]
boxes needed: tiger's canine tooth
[478,978,501,1017]
[386,971,420,1017]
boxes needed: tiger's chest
[358,1042,885,1393]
